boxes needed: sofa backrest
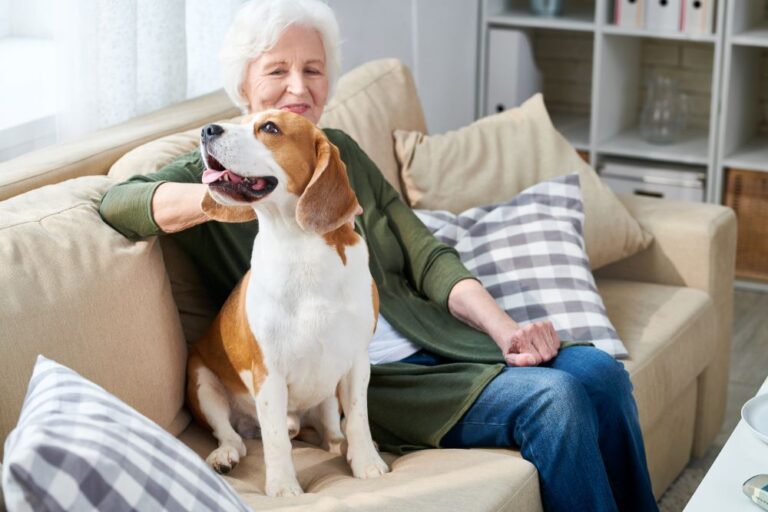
[0,176,190,460]
[0,91,239,202]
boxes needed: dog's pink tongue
[252,178,267,191]
[202,169,225,184]
[202,169,244,184]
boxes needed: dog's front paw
[266,476,303,497]
[349,450,389,479]
[206,439,246,474]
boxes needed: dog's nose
[202,123,224,142]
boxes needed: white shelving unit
[477,0,768,291]
[715,0,768,290]
[478,0,725,181]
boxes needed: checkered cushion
[1,356,249,512]
[415,174,628,358]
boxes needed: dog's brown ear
[296,133,358,234]
[201,191,257,223]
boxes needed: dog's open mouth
[202,153,278,202]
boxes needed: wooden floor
[658,289,768,511]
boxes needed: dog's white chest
[247,230,373,410]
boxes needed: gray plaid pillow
[416,173,628,358]
[2,356,250,512]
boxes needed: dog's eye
[259,121,281,135]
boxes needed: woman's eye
[305,68,321,75]
[269,69,285,75]
[259,121,281,135]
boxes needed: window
[0,0,57,162]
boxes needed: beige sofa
[0,59,736,511]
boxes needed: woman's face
[242,24,329,124]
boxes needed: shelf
[551,112,590,150]
[597,126,710,165]
[722,137,768,172]
[731,23,768,47]
[602,25,717,43]
[487,6,595,32]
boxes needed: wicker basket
[725,168,768,283]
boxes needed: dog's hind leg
[189,361,247,474]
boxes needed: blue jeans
[400,347,658,512]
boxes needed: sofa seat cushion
[597,279,717,431]
[178,424,542,512]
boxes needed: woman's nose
[286,70,307,95]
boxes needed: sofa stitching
[0,202,95,231]
[493,467,540,512]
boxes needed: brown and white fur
[186,110,389,497]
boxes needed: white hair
[220,0,341,113]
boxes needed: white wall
[327,0,479,133]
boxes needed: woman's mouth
[280,103,310,114]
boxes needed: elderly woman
[99,1,658,510]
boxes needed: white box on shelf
[615,0,646,29]
[681,0,716,35]
[645,0,683,32]
[599,159,705,202]
[486,28,542,116]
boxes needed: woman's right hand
[151,182,210,233]
[496,321,561,367]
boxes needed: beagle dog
[186,110,389,497]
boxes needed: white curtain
[53,0,243,142]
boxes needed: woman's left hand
[448,279,561,367]
[494,321,561,367]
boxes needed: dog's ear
[201,191,257,223]
[296,133,359,234]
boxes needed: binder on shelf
[681,0,715,36]
[486,29,542,116]
[645,0,682,32]
[615,0,645,29]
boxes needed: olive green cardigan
[100,128,510,453]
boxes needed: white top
[368,314,420,365]
[684,376,768,511]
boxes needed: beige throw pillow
[394,93,652,269]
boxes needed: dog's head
[200,110,359,234]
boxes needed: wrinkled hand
[497,321,561,367]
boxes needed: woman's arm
[448,279,561,366]
[151,182,209,233]
[99,151,209,238]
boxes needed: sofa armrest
[595,193,737,456]
[0,90,239,202]
[594,194,737,300]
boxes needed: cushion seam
[0,202,94,232]
[493,465,539,512]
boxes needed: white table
[685,377,768,511]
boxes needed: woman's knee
[562,347,633,398]
[520,371,596,432]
